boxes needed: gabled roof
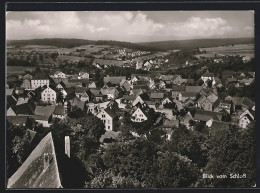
[32,72,50,80]
[172,85,185,92]
[13,102,35,115]
[194,109,222,122]
[185,86,202,93]
[7,116,29,125]
[6,89,14,96]
[201,72,214,77]
[242,97,255,109]
[150,92,164,99]
[163,119,179,128]
[35,105,55,117]
[7,132,62,188]
[75,87,88,94]
[70,98,85,110]
[100,88,117,95]
[104,107,117,118]
[90,88,103,97]
[103,76,126,85]
[56,81,66,88]
[53,105,66,115]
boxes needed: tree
[12,130,32,164]
[199,125,256,187]
[156,151,200,187]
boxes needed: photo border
[1,1,260,193]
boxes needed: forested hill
[7,38,164,51]
[137,37,254,50]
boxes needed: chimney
[65,136,70,158]
[43,153,50,171]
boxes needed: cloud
[6,11,251,42]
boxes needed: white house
[201,72,215,83]
[41,87,56,103]
[54,71,66,78]
[31,72,50,89]
[96,108,117,131]
[131,107,148,122]
[78,72,89,79]
[132,95,145,107]
[238,110,254,128]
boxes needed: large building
[41,87,57,103]
[31,72,51,89]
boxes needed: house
[88,81,97,89]
[21,79,31,89]
[162,118,179,129]
[201,72,215,83]
[132,95,146,107]
[238,109,255,128]
[41,87,57,103]
[7,116,33,128]
[56,81,66,90]
[181,112,194,129]
[90,89,105,102]
[7,107,16,116]
[16,97,29,106]
[131,107,148,122]
[228,97,255,113]
[54,71,66,78]
[240,78,254,86]
[96,107,117,131]
[172,75,184,85]
[194,109,222,125]
[150,92,164,101]
[161,97,173,106]
[78,72,89,79]
[103,76,126,86]
[197,95,214,111]
[100,87,119,99]
[32,105,55,127]
[172,85,185,99]
[242,56,251,63]
[31,72,51,89]
[75,87,90,102]
[53,105,66,119]
[213,99,232,114]
[13,102,36,116]
[62,87,76,100]
[120,80,132,92]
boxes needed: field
[6,66,37,75]
[195,44,254,59]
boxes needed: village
[6,50,256,141]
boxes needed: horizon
[6,11,254,42]
[6,37,255,44]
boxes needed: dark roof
[103,76,126,85]
[242,97,255,109]
[6,89,14,96]
[194,109,222,122]
[172,85,185,92]
[13,102,35,115]
[53,105,66,115]
[202,72,214,77]
[163,119,179,128]
[104,107,117,118]
[7,116,28,125]
[75,87,88,94]
[150,92,164,99]
[185,86,202,93]
[7,132,62,188]
[32,72,50,80]
[35,106,55,117]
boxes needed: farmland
[195,44,254,59]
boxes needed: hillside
[137,37,254,51]
[7,38,163,52]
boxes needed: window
[108,126,110,130]
[108,120,110,124]
[102,114,105,118]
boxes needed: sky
[6,11,254,42]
